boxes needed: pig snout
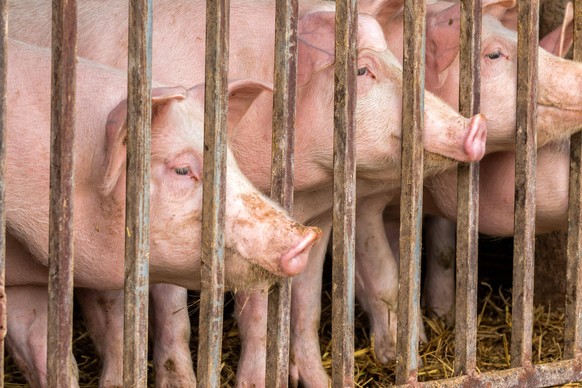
[279,227,322,276]
[463,114,487,162]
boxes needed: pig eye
[357,67,369,76]
[174,166,190,176]
[486,50,503,60]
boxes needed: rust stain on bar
[396,0,425,385]
[511,0,538,370]
[332,0,357,386]
[47,0,77,386]
[196,0,229,386]
[266,0,298,386]
[123,0,152,386]
[0,0,7,383]
[454,0,481,376]
[565,0,582,361]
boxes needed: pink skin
[8,2,487,387]
[355,0,581,364]
[4,39,321,387]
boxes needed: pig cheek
[223,251,275,292]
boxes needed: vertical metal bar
[47,0,77,386]
[123,0,152,386]
[511,0,538,369]
[266,0,298,386]
[455,0,481,376]
[396,0,425,385]
[565,0,582,361]
[196,0,229,386]
[332,0,357,386]
[0,0,7,383]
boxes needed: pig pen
[3,0,582,387]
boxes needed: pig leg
[149,284,196,387]
[354,194,400,364]
[235,221,332,388]
[354,195,427,364]
[77,285,195,387]
[75,288,124,387]
[288,221,332,387]
[423,216,456,326]
[6,285,79,388]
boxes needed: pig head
[5,40,321,291]
[361,0,582,153]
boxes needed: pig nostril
[279,230,321,277]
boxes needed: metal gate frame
[0,0,580,387]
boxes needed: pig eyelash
[357,66,375,79]
[485,50,505,60]
[174,166,191,176]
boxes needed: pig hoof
[370,333,396,364]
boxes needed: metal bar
[454,0,481,376]
[332,0,357,386]
[196,0,229,386]
[396,358,582,388]
[47,0,77,386]
[396,0,425,385]
[511,0,538,369]
[123,0,152,386]
[565,0,582,361]
[265,0,298,386]
[0,0,7,383]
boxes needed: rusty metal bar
[196,0,230,386]
[454,0,481,376]
[47,0,77,386]
[123,0,152,386]
[265,0,298,386]
[0,0,7,383]
[396,0,425,385]
[510,0,538,369]
[396,358,582,387]
[332,0,357,386]
[565,0,582,361]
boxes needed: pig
[3,38,322,387]
[354,0,582,365]
[8,1,489,386]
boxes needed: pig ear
[102,87,188,197]
[426,3,461,84]
[482,0,516,17]
[482,0,518,29]
[358,0,404,28]
[540,2,574,57]
[297,11,387,86]
[297,11,336,86]
[227,80,273,131]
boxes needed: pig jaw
[537,51,582,145]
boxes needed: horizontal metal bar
[400,359,582,387]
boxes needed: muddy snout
[279,227,322,276]
[463,113,487,161]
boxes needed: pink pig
[8,1,489,386]
[355,0,581,365]
[3,39,322,386]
